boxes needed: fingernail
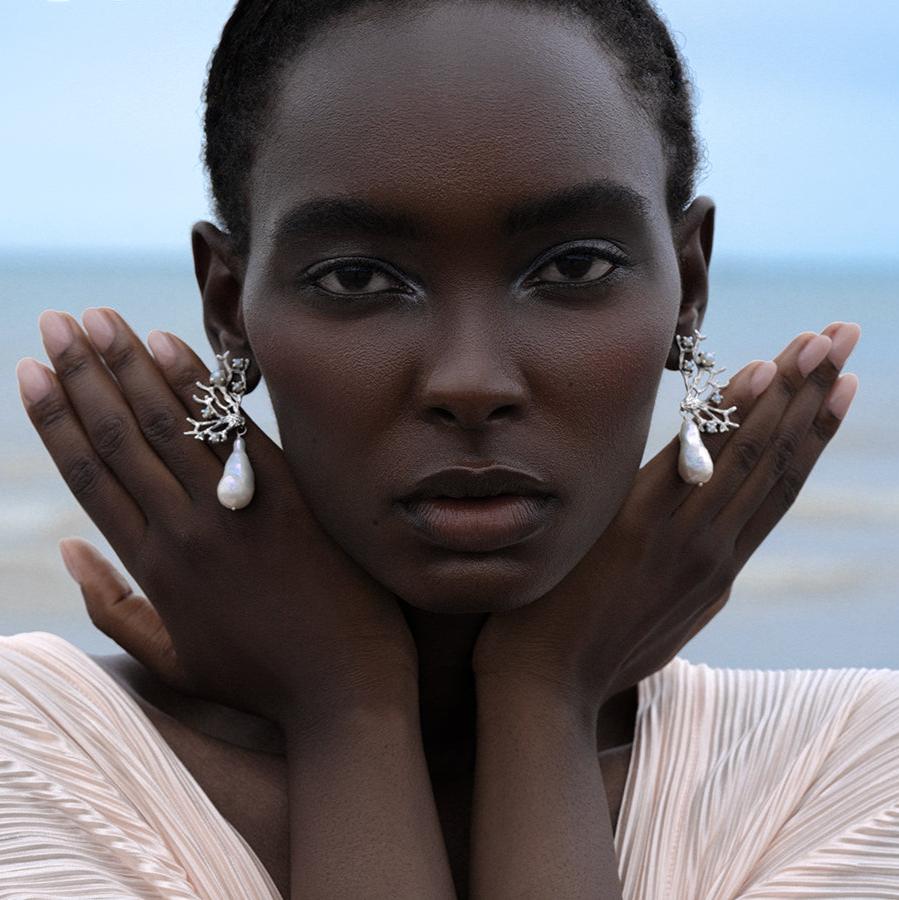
[826,322,861,369]
[147,330,177,366]
[58,540,86,583]
[38,310,74,355]
[797,334,833,378]
[750,360,778,397]
[827,373,859,419]
[15,357,53,403]
[82,308,116,352]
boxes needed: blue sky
[3,0,897,261]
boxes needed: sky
[2,0,897,262]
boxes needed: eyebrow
[270,178,651,246]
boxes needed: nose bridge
[417,296,526,427]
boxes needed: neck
[398,604,485,777]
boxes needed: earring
[184,350,255,509]
[675,330,739,486]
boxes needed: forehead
[249,1,668,245]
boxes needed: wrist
[475,670,599,736]
[279,678,421,754]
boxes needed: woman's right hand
[16,307,419,730]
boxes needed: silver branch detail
[676,331,739,434]
[183,351,249,444]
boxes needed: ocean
[2,251,897,669]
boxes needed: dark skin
[182,0,686,757]
[104,1,679,870]
[17,2,860,897]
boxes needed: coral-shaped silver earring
[183,351,255,510]
[676,331,739,486]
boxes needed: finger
[717,324,860,530]
[16,356,145,559]
[145,326,282,472]
[80,307,222,496]
[37,310,186,512]
[58,537,185,690]
[676,329,839,522]
[732,372,859,570]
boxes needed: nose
[416,316,527,430]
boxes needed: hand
[16,308,418,729]
[471,322,860,711]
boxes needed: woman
[3,0,892,897]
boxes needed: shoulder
[649,656,899,795]
[0,635,284,896]
[630,657,899,897]
[0,629,96,710]
[648,654,899,736]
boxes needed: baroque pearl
[678,418,714,486]
[217,436,255,509]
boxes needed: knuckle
[172,366,206,398]
[810,415,837,444]
[806,363,836,391]
[65,454,105,499]
[683,532,719,583]
[769,430,801,477]
[92,412,131,458]
[53,349,90,382]
[774,374,800,403]
[104,341,140,373]
[779,467,807,512]
[30,394,70,431]
[731,433,766,475]
[138,405,178,445]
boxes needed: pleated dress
[2,631,898,899]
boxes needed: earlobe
[190,221,260,393]
[665,196,716,370]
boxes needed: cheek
[244,306,407,528]
[547,306,673,528]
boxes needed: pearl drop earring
[184,351,256,509]
[675,331,739,486]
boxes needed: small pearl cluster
[184,352,249,444]
[676,332,739,435]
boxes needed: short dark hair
[201,0,705,260]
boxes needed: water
[1,250,897,668]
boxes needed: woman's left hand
[471,322,860,712]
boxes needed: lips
[396,466,556,552]
[399,465,552,503]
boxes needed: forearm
[470,676,623,900]
[282,697,457,899]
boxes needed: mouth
[396,493,557,553]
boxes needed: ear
[190,221,261,392]
[664,196,715,370]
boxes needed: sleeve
[730,668,899,899]
[0,633,200,898]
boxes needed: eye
[303,259,407,298]
[527,245,627,287]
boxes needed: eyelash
[298,243,629,302]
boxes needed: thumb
[58,538,184,690]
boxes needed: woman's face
[236,1,687,614]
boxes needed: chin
[387,549,565,615]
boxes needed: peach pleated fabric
[614,655,899,898]
[0,631,281,899]
[2,632,899,898]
